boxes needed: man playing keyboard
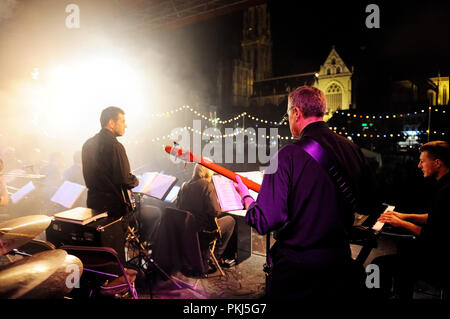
[372,140,450,299]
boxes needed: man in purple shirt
[235,86,376,299]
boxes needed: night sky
[270,1,449,78]
[143,0,449,112]
[0,0,448,112]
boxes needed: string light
[146,104,447,143]
[332,106,447,120]
[330,129,445,138]
[144,104,447,126]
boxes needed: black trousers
[266,244,365,300]
[87,197,130,264]
[214,215,236,258]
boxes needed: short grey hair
[288,86,327,117]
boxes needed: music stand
[125,192,196,298]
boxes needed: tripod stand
[125,225,183,298]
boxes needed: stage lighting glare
[33,54,146,143]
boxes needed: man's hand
[234,175,254,210]
[383,210,407,220]
[378,210,423,236]
[234,175,250,198]
[378,211,406,228]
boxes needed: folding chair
[199,217,225,277]
[61,245,138,299]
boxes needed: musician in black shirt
[82,107,138,262]
[82,106,138,218]
[373,140,450,299]
[235,86,377,299]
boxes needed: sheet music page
[11,181,35,204]
[237,171,263,200]
[50,181,86,208]
[164,185,180,203]
[132,172,158,193]
[147,173,177,199]
[212,175,243,212]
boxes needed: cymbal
[20,253,83,299]
[0,249,67,299]
[0,215,52,255]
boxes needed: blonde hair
[192,160,214,180]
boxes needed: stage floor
[140,254,267,299]
[134,231,398,299]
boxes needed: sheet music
[212,175,243,212]
[164,185,180,203]
[132,172,158,193]
[11,181,35,204]
[147,173,177,199]
[372,205,395,232]
[132,172,177,199]
[237,171,263,200]
[51,181,86,208]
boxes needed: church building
[227,3,353,120]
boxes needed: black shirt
[246,121,377,257]
[176,177,222,231]
[420,172,450,255]
[82,128,138,217]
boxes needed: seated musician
[372,141,450,299]
[176,163,235,273]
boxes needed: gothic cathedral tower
[241,4,272,81]
[232,4,272,107]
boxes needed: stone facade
[317,46,353,120]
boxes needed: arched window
[331,58,336,65]
[336,67,341,74]
[326,83,342,111]
[327,69,331,75]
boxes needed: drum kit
[0,214,83,299]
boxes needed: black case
[46,217,125,254]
